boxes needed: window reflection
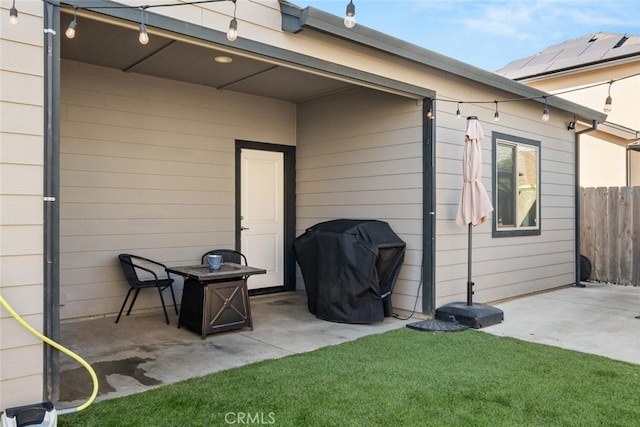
[494,134,540,236]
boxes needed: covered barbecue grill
[294,219,406,323]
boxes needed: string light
[542,96,550,122]
[9,0,18,25]
[227,0,238,41]
[603,81,613,113]
[344,0,356,29]
[9,1,357,44]
[65,7,78,39]
[8,0,252,43]
[5,0,635,129]
[227,18,238,41]
[139,7,149,45]
[435,68,640,127]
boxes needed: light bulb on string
[542,97,550,122]
[456,102,462,119]
[603,81,613,113]
[139,23,149,44]
[344,0,356,28]
[9,0,18,25]
[227,0,238,41]
[494,101,500,122]
[65,8,78,39]
[139,7,149,45]
[227,18,238,41]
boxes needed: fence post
[594,187,608,281]
[618,187,632,285]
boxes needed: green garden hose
[0,293,98,416]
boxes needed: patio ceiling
[60,12,355,104]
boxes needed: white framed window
[492,132,541,237]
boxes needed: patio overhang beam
[60,0,432,101]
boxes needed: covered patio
[48,1,433,408]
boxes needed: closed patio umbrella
[456,117,493,229]
[435,116,503,328]
[457,116,492,305]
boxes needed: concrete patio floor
[483,281,640,365]
[57,291,413,406]
[57,283,640,408]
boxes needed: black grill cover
[294,219,406,323]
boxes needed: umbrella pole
[467,223,473,306]
[433,118,504,328]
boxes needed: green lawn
[58,328,640,426]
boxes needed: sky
[300,0,640,72]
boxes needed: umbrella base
[406,318,469,332]
[435,301,503,329]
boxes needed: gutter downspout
[43,0,61,401]
[575,120,597,288]
[627,146,631,187]
[422,98,436,314]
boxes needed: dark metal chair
[116,254,178,324]
[200,249,247,266]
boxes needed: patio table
[166,263,266,339]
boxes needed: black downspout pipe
[626,146,631,187]
[574,120,597,288]
[43,0,61,401]
[422,98,436,314]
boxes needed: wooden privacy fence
[580,186,640,286]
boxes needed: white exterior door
[241,149,284,290]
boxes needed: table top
[166,263,266,281]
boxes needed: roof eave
[598,121,640,142]
[280,2,607,124]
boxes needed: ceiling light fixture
[344,0,356,28]
[214,55,233,63]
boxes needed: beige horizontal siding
[0,2,45,411]
[59,60,295,320]
[434,93,577,306]
[0,375,45,415]
[296,87,423,311]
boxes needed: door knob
[241,226,250,231]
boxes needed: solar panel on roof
[614,35,629,48]
[495,33,640,79]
